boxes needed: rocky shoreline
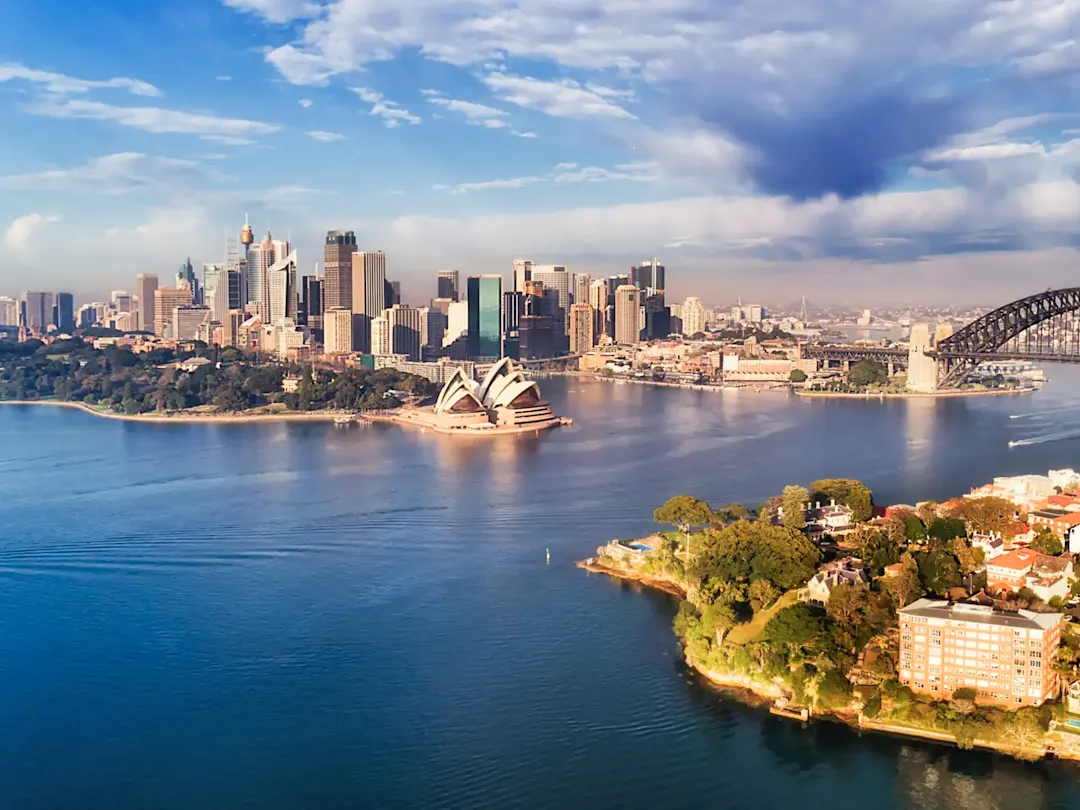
[0,399,355,424]
[580,553,1079,763]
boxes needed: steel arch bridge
[933,288,1080,388]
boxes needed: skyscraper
[530,265,570,347]
[177,257,200,304]
[351,250,386,353]
[682,297,706,336]
[112,291,133,312]
[502,290,522,337]
[301,276,323,333]
[615,285,641,345]
[54,292,75,333]
[386,279,401,308]
[0,296,18,327]
[422,307,446,355]
[137,274,158,333]
[589,279,608,340]
[227,269,244,312]
[173,305,211,341]
[265,249,298,325]
[371,311,390,355]
[246,233,273,314]
[324,230,357,311]
[569,303,594,354]
[437,270,459,302]
[644,293,669,340]
[573,273,592,307]
[323,307,353,355]
[444,301,468,349]
[631,258,665,293]
[154,288,193,338]
[21,292,53,332]
[202,264,226,324]
[387,304,422,361]
[512,259,532,293]
[467,274,503,359]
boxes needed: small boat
[334,415,354,426]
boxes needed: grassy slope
[726,589,802,646]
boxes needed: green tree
[903,514,927,542]
[815,671,853,710]
[810,478,874,522]
[1030,527,1064,556]
[297,365,315,411]
[654,495,714,534]
[695,520,821,591]
[780,485,809,530]
[848,360,887,387]
[928,517,966,542]
[918,550,962,595]
[764,604,826,647]
[947,496,1017,534]
[827,582,892,650]
[949,538,985,575]
[748,578,780,612]
[885,553,925,607]
[789,368,807,383]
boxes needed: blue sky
[4,0,1080,305]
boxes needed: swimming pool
[627,542,654,552]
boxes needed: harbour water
[5,372,1080,809]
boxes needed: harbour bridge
[803,288,1080,389]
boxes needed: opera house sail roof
[426,359,557,431]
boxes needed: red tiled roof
[987,549,1036,571]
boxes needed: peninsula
[583,476,1080,762]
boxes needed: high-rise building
[0,296,18,327]
[225,310,245,347]
[202,264,226,324]
[386,279,401,308]
[176,257,201,304]
[323,307,353,355]
[444,301,469,348]
[76,304,98,330]
[437,270,459,302]
[467,274,503,359]
[351,250,386,353]
[530,265,570,348]
[301,276,323,332]
[154,288,193,338]
[227,269,244,312]
[371,311,390,356]
[173,305,211,341]
[518,315,556,360]
[22,292,52,332]
[615,285,641,345]
[502,291,522,337]
[386,304,422,361]
[112,291,133,313]
[512,259,532,293]
[898,599,1061,707]
[54,292,74,333]
[588,279,608,339]
[569,303,594,354]
[573,273,592,307]
[137,274,158,334]
[265,249,298,325]
[644,293,669,340]
[430,297,453,318]
[631,258,665,293]
[682,296,706,336]
[422,307,446,355]
[323,230,357,311]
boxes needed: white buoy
[546,548,550,564]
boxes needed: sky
[3,0,1080,306]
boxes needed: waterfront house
[985,549,1074,601]
[1068,681,1080,716]
[805,558,868,605]
[808,501,854,533]
[971,533,1007,561]
[1029,510,1080,540]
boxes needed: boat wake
[1008,429,1080,448]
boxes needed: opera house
[391,358,566,434]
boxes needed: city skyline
[4,2,1080,304]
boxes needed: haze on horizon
[2,0,1080,307]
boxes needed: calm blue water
[4,372,1080,809]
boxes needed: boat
[334,415,354,426]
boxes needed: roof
[1046,494,1080,508]
[986,549,1036,571]
[1031,509,1068,519]
[900,598,1061,631]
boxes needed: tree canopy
[946,496,1018,534]
[695,520,821,592]
[848,360,888,387]
[1030,527,1064,556]
[654,495,714,534]
[780,485,809,530]
[764,604,826,646]
[811,478,874,522]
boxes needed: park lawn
[726,589,801,646]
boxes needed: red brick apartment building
[898,599,1061,707]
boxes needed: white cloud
[298,98,313,107]
[434,176,544,193]
[0,62,160,97]
[4,213,60,253]
[928,143,1046,162]
[306,129,346,141]
[427,96,509,128]
[25,99,280,143]
[511,130,537,139]
[223,0,322,24]
[349,87,420,127]
[555,162,578,170]
[0,153,219,194]
[483,73,635,119]
[216,75,232,81]
[434,161,658,193]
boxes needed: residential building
[374,356,475,385]
[1028,510,1080,539]
[986,549,1075,602]
[614,285,641,345]
[898,599,1062,707]
[682,296,706,336]
[22,292,53,332]
[569,303,594,355]
[323,307,353,355]
[588,279,608,338]
[371,312,390,356]
[323,229,356,311]
[136,274,158,333]
[386,304,422,361]
[351,250,386,353]
[467,274,503,359]
[153,288,193,338]
[805,559,868,605]
[573,273,592,307]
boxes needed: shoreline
[796,387,1034,399]
[365,409,572,437]
[580,553,1078,764]
[0,399,355,424]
